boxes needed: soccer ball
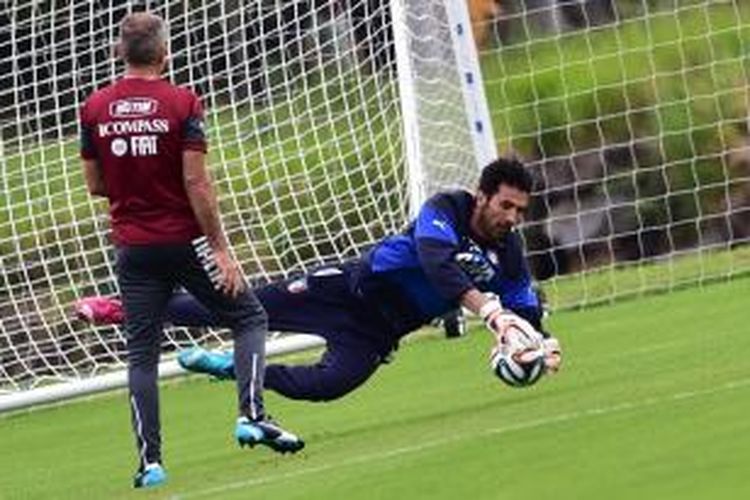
[490,317,546,388]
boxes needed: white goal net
[0,0,489,408]
[1,0,749,409]
[473,0,750,306]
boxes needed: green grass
[1,276,748,499]
[542,244,750,310]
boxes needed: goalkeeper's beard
[475,208,512,242]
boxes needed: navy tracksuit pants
[117,242,267,468]
[167,265,397,402]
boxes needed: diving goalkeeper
[77,157,562,402]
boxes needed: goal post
[0,0,492,412]
[392,0,497,215]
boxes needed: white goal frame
[0,0,494,413]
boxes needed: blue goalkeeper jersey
[354,190,542,339]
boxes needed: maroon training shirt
[80,77,207,245]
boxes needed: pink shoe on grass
[74,297,124,325]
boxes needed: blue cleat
[133,463,166,488]
[177,347,235,380]
[235,416,305,454]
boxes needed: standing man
[79,12,302,489]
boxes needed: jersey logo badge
[111,138,128,157]
[109,97,158,118]
[432,219,449,233]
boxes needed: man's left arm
[181,92,246,298]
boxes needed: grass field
[0,276,748,499]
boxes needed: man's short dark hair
[478,157,534,196]
[118,12,166,66]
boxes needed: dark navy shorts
[167,264,397,401]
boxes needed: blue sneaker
[235,416,305,454]
[133,463,166,488]
[177,347,235,380]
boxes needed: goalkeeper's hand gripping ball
[489,315,546,388]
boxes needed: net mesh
[1,0,749,397]
[475,0,750,306]
[0,0,481,394]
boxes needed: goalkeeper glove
[482,299,563,374]
[479,300,523,342]
[542,336,562,374]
